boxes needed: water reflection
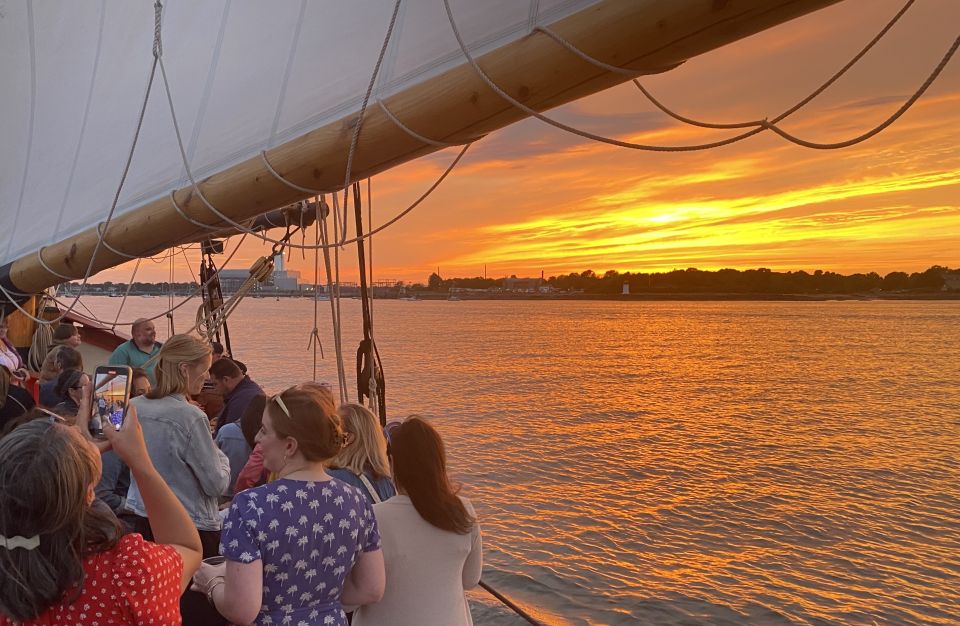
[85,298,960,625]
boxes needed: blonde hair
[329,404,391,479]
[147,334,211,399]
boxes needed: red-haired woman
[352,417,483,626]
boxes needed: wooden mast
[2,0,843,301]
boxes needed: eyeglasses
[36,408,67,425]
[271,393,291,418]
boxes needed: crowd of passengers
[0,317,482,626]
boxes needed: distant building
[218,254,301,292]
[622,281,630,295]
[503,277,542,292]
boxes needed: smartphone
[93,365,133,432]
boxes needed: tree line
[416,265,957,295]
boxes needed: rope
[448,0,951,154]
[307,197,325,382]
[760,32,960,149]
[375,99,484,148]
[478,580,545,626]
[111,257,142,331]
[15,0,165,325]
[338,0,403,244]
[319,197,348,403]
[27,294,54,372]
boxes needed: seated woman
[51,367,90,420]
[327,403,396,503]
[0,405,203,625]
[38,323,81,384]
[352,417,483,626]
[40,347,83,408]
[123,334,231,558]
[0,318,27,380]
[192,385,385,626]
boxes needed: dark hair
[0,420,122,621]
[211,341,225,355]
[389,417,473,534]
[54,347,83,372]
[267,386,343,462]
[240,394,267,448]
[131,367,149,381]
[52,324,78,343]
[54,369,86,402]
[209,358,242,380]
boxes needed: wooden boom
[1,0,843,303]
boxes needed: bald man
[108,318,162,384]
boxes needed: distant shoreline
[415,292,960,302]
[69,291,960,302]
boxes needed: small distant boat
[399,296,419,302]
[448,295,462,301]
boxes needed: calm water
[81,297,960,625]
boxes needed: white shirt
[353,495,483,626]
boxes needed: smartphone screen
[93,366,132,431]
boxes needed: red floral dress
[0,533,183,626]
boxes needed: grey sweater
[125,394,231,531]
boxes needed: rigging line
[338,0,403,245]
[161,53,465,253]
[442,0,722,152]
[48,1,164,325]
[447,0,943,154]
[644,0,918,131]
[319,196,348,403]
[760,32,960,150]
[537,0,918,132]
[366,178,374,333]
[478,580,545,626]
[374,99,484,148]
[307,196,325,382]
[51,233,249,330]
[111,257,142,331]
[332,192,348,402]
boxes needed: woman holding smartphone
[0,405,203,625]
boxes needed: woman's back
[0,533,183,626]
[221,477,381,626]
[353,495,482,626]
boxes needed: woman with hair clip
[124,334,231,553]
[0,405,204,625]
[352,417,483,626]
[327,403,396,504]
[192,385,385,626]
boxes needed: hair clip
[0,534,40,551]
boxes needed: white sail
[1,0,600,266]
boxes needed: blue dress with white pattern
[221,477,381,626]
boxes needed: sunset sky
[99,0,960,285]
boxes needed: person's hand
[75,377,95,436]
[190,560,227,593]
[103,405,152,472]
[12,368,28,381]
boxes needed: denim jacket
[125,394,230,531]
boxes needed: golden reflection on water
[84,298,960,626]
